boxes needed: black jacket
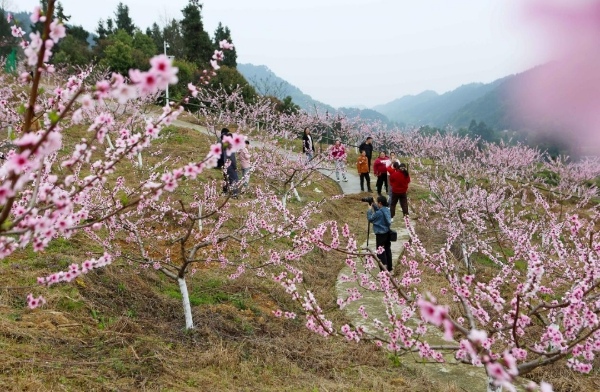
[359,141,373,159]
[303,134,315,153]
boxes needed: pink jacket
[238,147,251,169]
[329,144,346,161]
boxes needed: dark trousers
[375,232,392,271]
[359,173,371,191]
[390,192,408,218]
[226,168,239,196]
[376,175,388,194]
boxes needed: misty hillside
[238,63,336,114]
[238,63,391,124]
[374,79,507,127]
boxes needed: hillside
[238,63,391,124]
[374,79,507,127]
[238,63,336,114]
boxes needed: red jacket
[387,167,410,194]
[373,157,389,176]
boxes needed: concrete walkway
[332,170,491,392]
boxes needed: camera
[361,196,374,204]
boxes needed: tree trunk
[178,277,194,330]
[291,181,301,202]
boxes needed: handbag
[389,229,397,242]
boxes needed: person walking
[356,150,372,192]
[302,127,315,162]
[238,139,251,189]
[218,128,239,197]
[387,161,411,220]
[359,136,373,172]
[373,151,389,196]
[366,195,393,272]
[329,138,347,182]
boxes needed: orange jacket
[357,156,369,174]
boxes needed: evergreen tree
[55,1,70,22]
[181,0,213,65]
[114,2,135,36]
[146,22,163,54]
[95,19,108,43]
[0,9,14,57]
[106,18,115,35]
[67,25,90,43]
[162,19,185,59]
[213,22,237,67]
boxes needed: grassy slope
[0,121,452,392]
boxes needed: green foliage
[0,10,15,57]
[133,31,156,57]
[114,2,136,35]
[209,66,258,104]
[66,25,89,43]
[146,23,163,54]
[53,35,93,67]
[213,22,237,68]
[100,40,134,74]
[163,19,186,59]
[277,96,300,115]
[169,59,198,102]
[181,0,213,66]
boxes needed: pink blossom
[49,21,66,43]
[11,25,24,38]
[417,298,447,326]
[26,293,46,309]
[210,60,220,70]
[468,329,488,344]
[30,5,42,24]
[219,40,234,50]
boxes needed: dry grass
[0,123,454,392]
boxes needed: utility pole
[163,41,170,104]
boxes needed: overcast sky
[15,0,541,108]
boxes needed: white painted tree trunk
[462,243,471,273]
[105,134,114,149]
[137,152,143,168]
[178,277,194,330]
[291,181,301,202]
[487,376,502,392]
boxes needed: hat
[221,128,230,135]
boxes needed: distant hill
[237,63,390,123]
[238,63,336,114]
[374,80,506,127]
[337,107,390,124]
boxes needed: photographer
[366,195,393,272]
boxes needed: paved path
[173,119,492,391]
[331,171,492,391]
